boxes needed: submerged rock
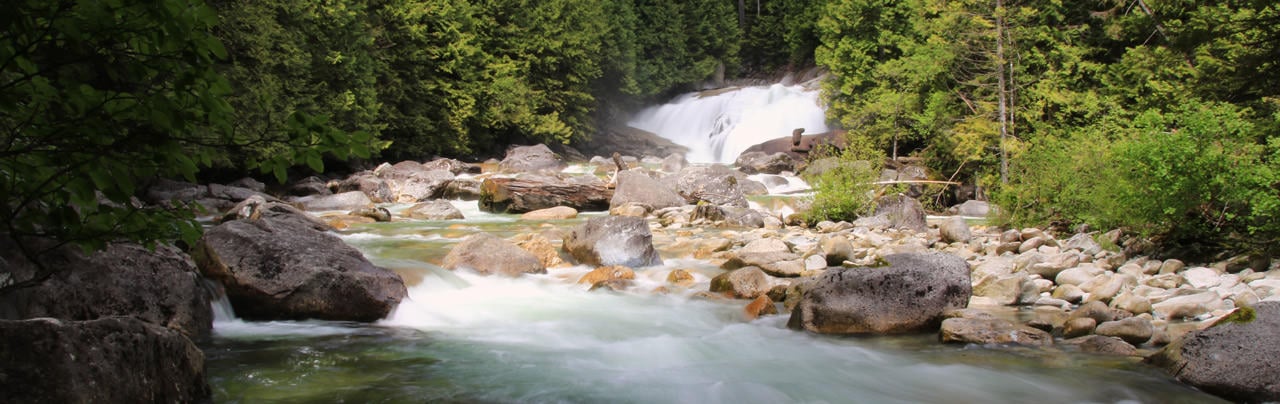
[195,216,408,322]
[578,265,636,285]
[403,200,465,220]
[1146,302,1280,402]
[787,252,971,335]
[563,216,662,268]
[521,206,579,220]
[443,233,546,277]
[939,317,1053,346]
[0,317,209,403]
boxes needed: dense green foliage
[815,0,1280,256]
[0,0,374,292]
[206,0,750,159]
[803,138,884,223]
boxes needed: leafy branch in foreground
[0,0,371,295]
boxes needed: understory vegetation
[813,0,1279,259]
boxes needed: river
[205,84,1223,402]
[204,201,1222,403]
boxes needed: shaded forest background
[1,0,1277,261]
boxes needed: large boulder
[194,216,407,322]
[442,233,546,277]
[610,170,687,210]
[377,161,455,202]
[787,252,971,335]
[498,144,567,173]
[735,151,797,175]
[0,239,213,339]
[1145,302,1280,402]
[667,165,749,208]
[0,317,209,403]
[563,216,662,268]
[854,195,928,232]
[480,174,612,213]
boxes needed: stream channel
[204,196,1223,403]
[205,81,1223,403]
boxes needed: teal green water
[205,201,1224,403]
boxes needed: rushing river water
[204,197,1225,403]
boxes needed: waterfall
[626,83,830,164]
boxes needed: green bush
[803,135,885,223]
[995,101,1279,257]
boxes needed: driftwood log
[479,176,613,214]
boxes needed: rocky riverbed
[4,144,1277,402]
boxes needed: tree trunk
[738,0,746,28]
[996,0,1009,184]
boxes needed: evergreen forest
[2,0,1277,260]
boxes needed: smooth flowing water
[627,84,830,164]
[205,200,1223,403]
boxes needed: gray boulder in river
[610,170,686,211]
[0,317,209,402]
[563,216,663,268]
[667,165,750,208]
[787,252,971,335]
[1145,302,1280,402]
[194,215,408,322]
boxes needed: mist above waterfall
[626,83,830,164]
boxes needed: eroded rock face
[0,317,209,403]
[563,216,662,268]
[195,216,407,322]
[1146,302,1280,403]
[0,238,212,339]
[442,233,546,277]
[787,252,971,335]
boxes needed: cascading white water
[627,83,830,164]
